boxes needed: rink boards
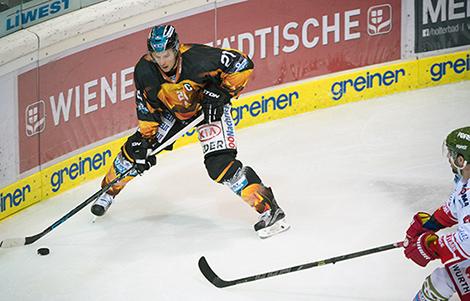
[1,49,469,221]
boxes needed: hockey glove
[201,84,231,123]
[404,212,432,247]
[404,231,439,267]
[404,212,446,247]
[122,131,157,174]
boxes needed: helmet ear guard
[443,144,467,171]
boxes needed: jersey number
[221,51,236,67]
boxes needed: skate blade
[257,218,290,239]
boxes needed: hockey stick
[0,114,203,248]
[198,241,404,288]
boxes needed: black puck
[37,247,50,256]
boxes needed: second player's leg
[198,105,290,238]
[413,267,455,301]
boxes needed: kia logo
[198,124,222,142]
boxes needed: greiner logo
[0,185,31,213]
[231,92,298,126]
[430,54,470,81]
[331,69,406,100]
[50,150,112,192]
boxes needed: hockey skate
[253,188,290,239]
[91,193,114,217]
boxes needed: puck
[37,247,50,256]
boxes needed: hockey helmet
[147,25,180,53]
[444,127,470,167]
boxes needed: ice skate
[91,193,114,217]
[253,187,290,238]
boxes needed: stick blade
[0,238,26,248]
[198,256,232,288]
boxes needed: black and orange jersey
[133,43,254,138]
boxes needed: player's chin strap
[0,113,204,248]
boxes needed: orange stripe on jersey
[221,69,253,98]
[142,91,157,113]
[121,144,133,162]
[199,68,252,98]
[139,120,159,138]
[179,44,192,54]
[157,80,203,120]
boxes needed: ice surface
[1,81,469,300]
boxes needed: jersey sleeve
[432,194,459,228]
[133,59,164,139]
[217,48,254,98]
[433,187,470,263]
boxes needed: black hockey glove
[201,84,231,123]
[123,131,157,174]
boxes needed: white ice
[1,81,470,301]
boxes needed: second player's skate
[91,193,114,217]
[253,187,290,238]
[254,206,290,238]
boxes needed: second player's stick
[0,114,203,248]
[199,241,404,288]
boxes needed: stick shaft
[149,114,203,156]
[199,241,404,288]
[1,114,203,248]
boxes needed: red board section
[214,0,401,89]
[18,0,400,173]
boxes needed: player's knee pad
[415,268,454,301]
[204,152,263,195]
[204,152,240,182]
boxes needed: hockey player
[90,25,290,238]
[404,127,470,300]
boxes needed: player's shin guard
[223,166,290,238]
[222,165,267,211]
[101,152,138,196]
[91,152,138,216]
[205,154,289,237]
